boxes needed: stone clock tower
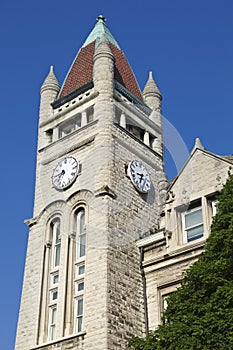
[15,16,166,350]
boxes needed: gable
[169,149,232,205]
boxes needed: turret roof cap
[41,65,60,93]
[143,71,161,96]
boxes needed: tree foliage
[128,174,233,350]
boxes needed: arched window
[76,209,86,259]
[73,208,86,333]
[51,219,61,268]
[48,218,61,341]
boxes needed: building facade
[15,16,232,350]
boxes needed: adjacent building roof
[167,138,233,189]
[58,15,143,101]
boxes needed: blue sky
[0,1,232,349]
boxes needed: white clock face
[52,157,79,190]
[128,160,151,193]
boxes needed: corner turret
[143,71,162,111]
[93,32,115,101]
[143,72,163,155]
[39,66,60,122]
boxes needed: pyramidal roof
[82,15,120,49]
[58,16,142,101]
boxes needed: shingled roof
[58,16,143,101]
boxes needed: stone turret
[39,66,60,122]
[143,71,162,128]
[143,71,162,110]
[93,33,115,101]
[143,72,163,156]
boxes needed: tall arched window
[38,217,62,344]
[48,218,61,341]
[74,208,86,333]
[51,219,61,268]
[76,209,86,258]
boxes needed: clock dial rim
[128,160,151,193]
[52,156,79,190]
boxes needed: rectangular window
[50,289,58,302]
[58,114,82,139]
[183,207,203,242]
[52,273,59,285]
[75,298,83,333]
[75,280,84,293]
[79,234,86,257]
[126,124,144,141]
[48,306,57,341]
[78,263,85,275]
[78,282,84,291]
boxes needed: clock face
[52,157,79,190]
[128,160,151,193]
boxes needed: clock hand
[54,169,65,178]
[53,173,62,178]
[136,173,144,181]
[59,169,66,181]
[141,177,147,190]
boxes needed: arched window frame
[48,216,61,341]
[51,218,61,269]
[73,206,86,334]
[75,208,86,260]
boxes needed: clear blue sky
[0,1,232,349]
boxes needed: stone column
[120,112,126,128]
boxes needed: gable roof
[168,139,233,190]
[57,16,143,101]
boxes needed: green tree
[128,174,233,350]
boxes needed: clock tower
[15,16,166,350]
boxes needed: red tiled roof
[109,43,142,101]
[59,41,143,101]
[60,42,95,98]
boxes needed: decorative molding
[166,190,175,203]
[114,124,163,165]
[136,229,172,248]
[67,189,95,206]
[143,239,205,271]
[24,217,39,227]
[94,185,117,199]
[30,331,86,349]
[25,200,66,227]
[215,174,223,191]
[45,240,52,249]
[40,90,98,128]
[114,81,152,116]
[52,81,94,109]
[40,134,96,165]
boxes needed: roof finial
[191,137,205,155]
[97,15,106,23]
[41,65,60,94]
[194,137,204,150]
[143,71,161,96]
